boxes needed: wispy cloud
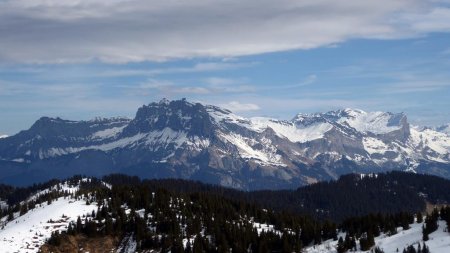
[97,62,258,77]
[0,80,99,97]
[276,74,318,90]
[203,77,247,86]
[1,0,450,63]
[219,101,260,112]
[381,80,450,94]
[127,78,256,97]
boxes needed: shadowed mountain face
[0,99,449,190]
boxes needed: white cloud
[381,80,450,93]
[302,74,317,85]
[219,101,260,112]
[97,62,257,77]
[203,77,246,86]
[0,0,449,63]
[132,77,256,96]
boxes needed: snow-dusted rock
[0,99,449,190]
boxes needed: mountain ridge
[0,98,449,190]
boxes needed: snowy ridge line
[0,179,100,253]
[38,128,211,159]
[1,99,449,191]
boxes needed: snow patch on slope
[209,107,332,143]
[40,128,210,158]
[362,137,389,155]
[220,133,286,167]
[305,220,450,253]
[251,117,333,143]
[0,198,97,253]
[91,125,126,139]
[339,109,403,134]
[207,106,255,129]
[410,127,450,156]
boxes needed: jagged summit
[125,98,216,137]
[0,98,449,190]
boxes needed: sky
[0,0,450,135]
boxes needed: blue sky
[1,0,450,135]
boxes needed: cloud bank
[1,0,450,63]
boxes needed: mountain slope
[0,179,98,253]
[436,124,450,135]
[0,176,322,253]
[0,99,449,190]
[2,174,450,253]
[306,220,450,253]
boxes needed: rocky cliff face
[0,99,449,190]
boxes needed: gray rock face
[0,99,449,190]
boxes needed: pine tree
[421,243,430,253]
[76,216,82,234]
[185,239,192,253]
[422,224,429,241]
[337,236,346,253]
[416,212,423,223]
[374,247,385,253]
[193,234,203,253]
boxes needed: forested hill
[2,171,450,223]
[1,172,450,252]
[251,171,450,221]
[102,171,450,222]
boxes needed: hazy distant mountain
[0,99,449,190]
[436,124,450,135]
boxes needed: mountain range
[0,98,449,190]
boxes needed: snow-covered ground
[0,197,97,253]
[305,220,450,253]
[0,180,98,253]
[252,221,282,236]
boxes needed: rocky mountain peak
[0,99,448,190]
[124,98,216,137]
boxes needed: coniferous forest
[1,172,450,252]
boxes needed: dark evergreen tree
[416,212,423,223]
[337,236,346,253]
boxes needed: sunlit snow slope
[305,220,450,253]
[0,183,97,253]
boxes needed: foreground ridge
[1,174,450,252]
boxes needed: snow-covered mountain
[0,135,8,139]
[0,99,449,190]
[436,124,450,135]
